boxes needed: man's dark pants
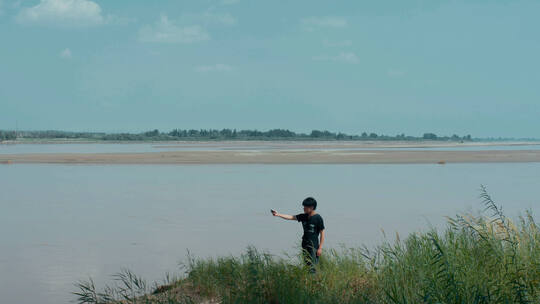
[302,241,319,274]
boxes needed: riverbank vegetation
[1,128,474,142]
[74,186,540,303]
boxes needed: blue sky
[0,0,538,137]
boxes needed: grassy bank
[74,186,540,303]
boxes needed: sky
[0,0,539,138]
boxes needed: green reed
[74,186,540,304]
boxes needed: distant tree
[168,129,181,137]
[267,129,295,138]
[0,131,17,141]
[423,133,437,140]
[4,128,478,142]
[220,129,233,138]
[310,130,323,138]
[144,129,159,137]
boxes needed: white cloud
[16,0,106,27]
[203,11,236,26]
[178,11,237,27]
[221,0,240,5]
[195,64,233,72]
[301,16,347,30]
[60,48,72,58]
[312,52,359,64]
[105,14,136,26]
[387,69,405,77]
[323,39,352,47]
[335,52,359,64]
[138,15,210,44]
[12,0,22,9]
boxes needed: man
[271,197,325,273]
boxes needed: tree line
[0,128,474,142]
[0,130,17,141]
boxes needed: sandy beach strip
[151,140,540,150]
[1,149,540,164]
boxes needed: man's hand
[316,247,322,257]
[271,209,278,216]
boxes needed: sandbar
[1,149,540,164]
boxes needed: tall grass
[74,186,540,303]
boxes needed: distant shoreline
[2,148,540,165]
[1,139,540,146]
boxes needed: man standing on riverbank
[271,197,325,273]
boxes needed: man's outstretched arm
[271,210,296,220]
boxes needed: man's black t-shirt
[295,213,324,249]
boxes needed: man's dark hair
[302,197,317,210]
